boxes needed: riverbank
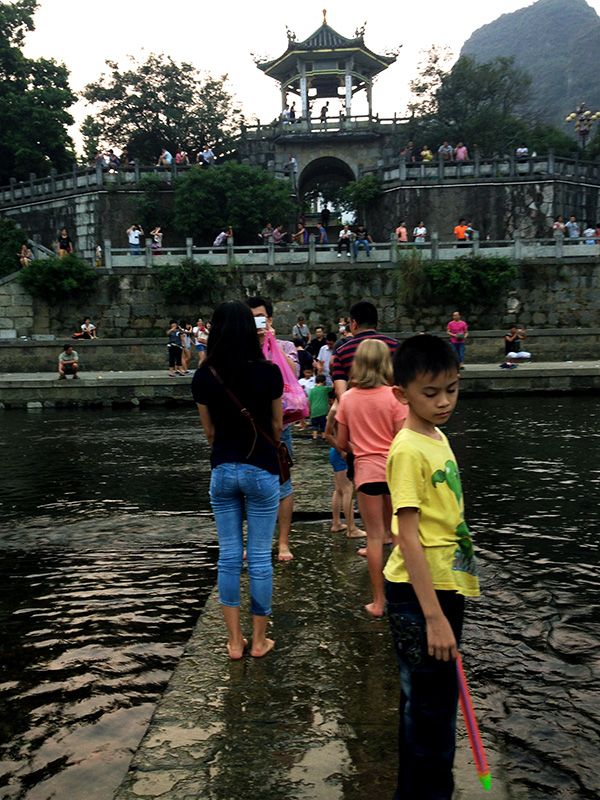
[0,362,599,409]
[114,520,510,800]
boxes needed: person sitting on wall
[18,242,33,268]
[58,344,79,379]
[80,317,97,339]
[500,325,532,368]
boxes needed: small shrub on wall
[17,254,98,305]
[154,258,223,305]
[0,217,27,279]
[398,252,517,309]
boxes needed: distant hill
[460,0,600,132]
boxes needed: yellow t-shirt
[384,427,480,597]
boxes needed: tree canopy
[406,50,577,157]
[83,54,244,164]
[173,163,296,245]
[0,0,75,184]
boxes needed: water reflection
[0,398,599,799]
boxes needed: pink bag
[262,331,309,424]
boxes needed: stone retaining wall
[1,259,600,341]
[0,330,598,373]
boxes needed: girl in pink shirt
[335,340,407,616]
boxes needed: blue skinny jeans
[210,463,280,616]
[385,582,465,800]
[353,237,371,256]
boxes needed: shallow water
[0,399,599,799]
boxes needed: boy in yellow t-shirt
[385,334,480,800]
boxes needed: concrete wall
[375,180,600,242]
[1,329,599,374]
[1,259,600,342]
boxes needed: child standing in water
[324,398,364,538]
[335,340,407,616]
[385,334,480,799]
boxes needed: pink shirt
[455,146,468,161]
[447,320,468,343]
[336,386,408,487]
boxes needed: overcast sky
[22,0,600,151]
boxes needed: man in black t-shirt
[306,326,326,358]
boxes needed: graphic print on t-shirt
[431,460,477,576]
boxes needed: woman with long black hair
[191,301,283,659]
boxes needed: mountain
[460,0,600,131]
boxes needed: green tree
[83,54,244,164]
[339,175,381,223]
[433,56,532,154]
[0,216,27,278]
[173,163,296,245]
[0,0,75,183]
[81,115,103,165]
[17,254,98,305]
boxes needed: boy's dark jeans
[385,581,465,800]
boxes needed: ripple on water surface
[1,400,599,800]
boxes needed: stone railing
[98,232,600,269]
[367,153,600,185]
[241,113,410,138]
[2,152,599,209]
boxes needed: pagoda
[256,10,398,120]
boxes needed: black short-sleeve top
[191,360,283,475]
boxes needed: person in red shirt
[453,219,469,242]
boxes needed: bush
[154,258,223,304]
[17,254,98,305]
[424,255,517,307]
[397,253,517,309]
[0,217,27,279]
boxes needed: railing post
[437,154,444,182]
[547,149,556,176]
[390,233,398,264]
[431,231,439,260]
[474,148,481,178]
[103,238,112,271]
[472,230,480,253]
[227,237,235,266]
[509,156,516,177]
[95,160,104,187]
[399,155,407,182]
[72,162,78,190]
[308,233,316,265]
[29,173,36,198]
[9,178,16,202]
[134,162,140,183]
[145,238,152,268]
[171,161,176,184]
[268,241,275,266]
[513,232,523,260]
[186,237,193,260]
[50,168,57,194]
[554,231,564,259]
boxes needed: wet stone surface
[114,523,510,800]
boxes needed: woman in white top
[81,317,97,339]
[413,222,427,244]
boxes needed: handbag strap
[209,366,279,451]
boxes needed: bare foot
[346,528,365,539]
[357,547,368,558]
[365,602,385,618]
[330,523,347,532]
[277,547,294,562]
[227,638,248,660]
[250,638,275,658]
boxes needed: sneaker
[347,252,351,257]
[337,253,341,258]
[72,374,79,379]
[58,374,66,380]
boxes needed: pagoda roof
[257,21,396,76]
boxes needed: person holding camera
[191,301,283,659]
[166,320,186,376]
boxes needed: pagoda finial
[323,8,327,25]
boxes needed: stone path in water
[114,520,510,800]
